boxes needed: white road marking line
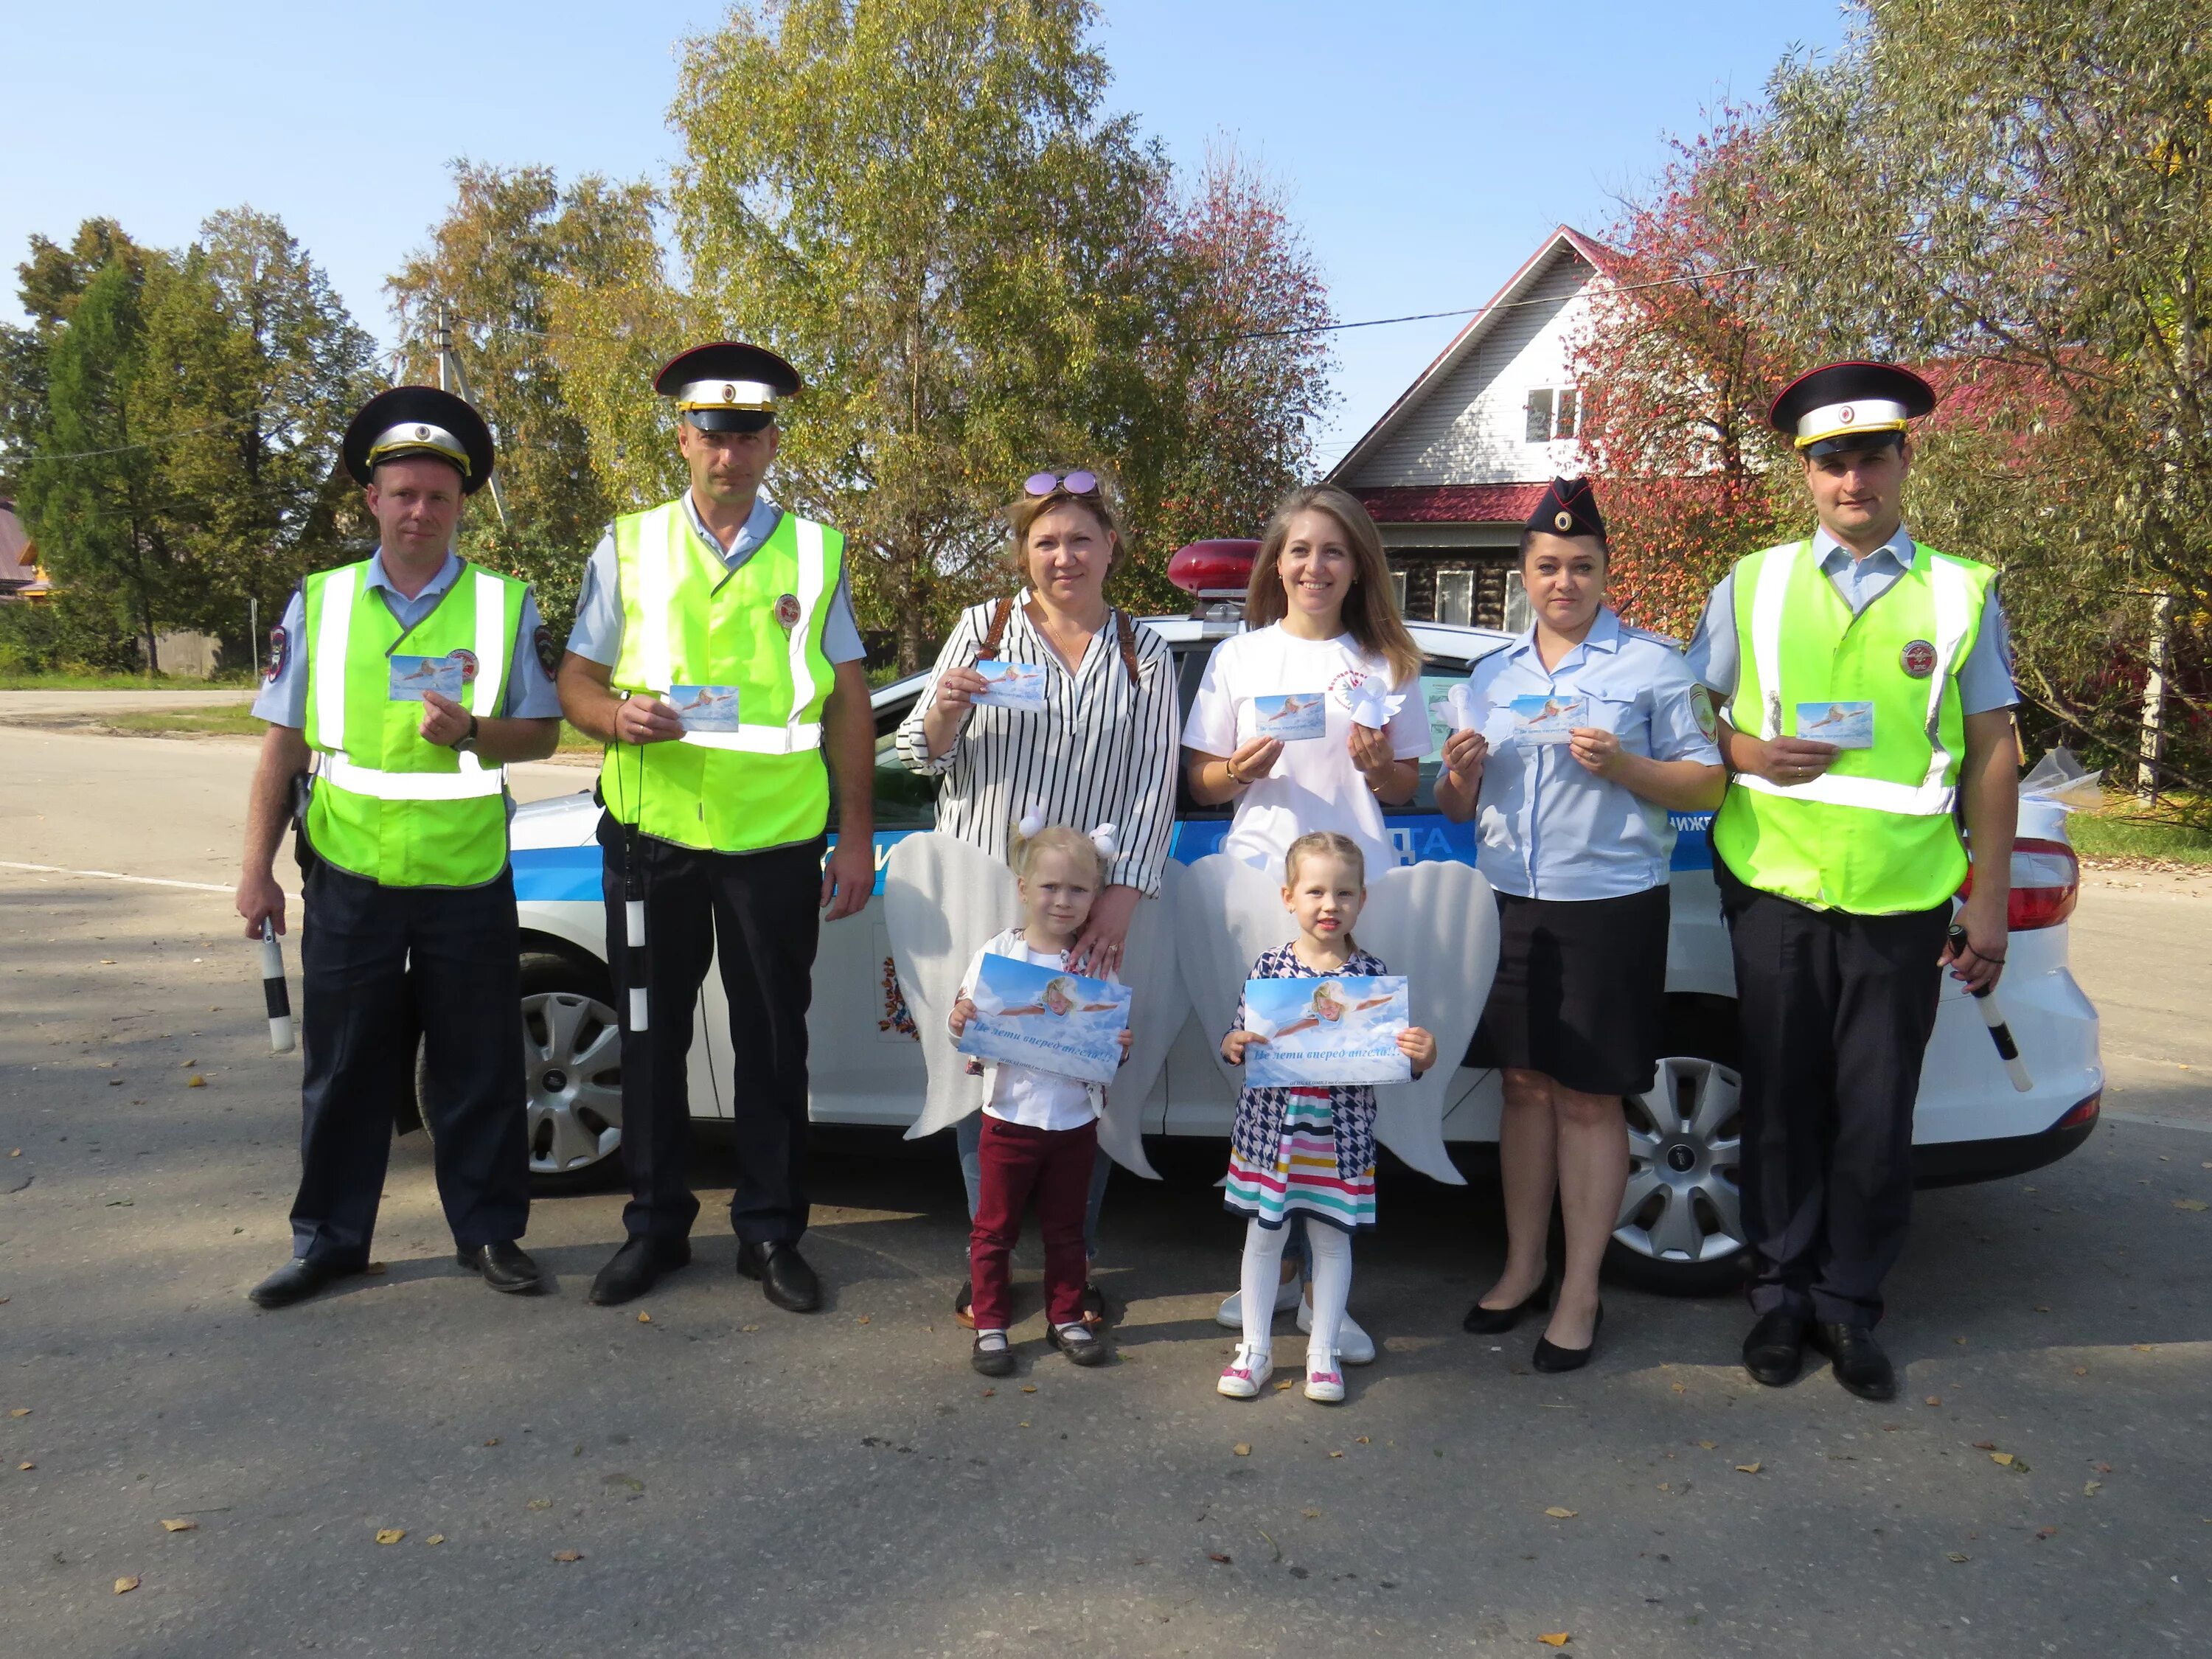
[0,860,232,894]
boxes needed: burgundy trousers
[968,1114,1098,1332]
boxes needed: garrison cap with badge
[1527,476,1607,540]
[1768,361,1935,459]
[655,341,803,434]
[341,386,496,494]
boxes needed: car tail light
[2050,1091,2100,1131]
[1958,837,2079,931]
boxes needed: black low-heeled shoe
[1462,1282,1548,1335]
[1531,1304,1604,1373]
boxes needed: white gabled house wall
[1327,227,1613,628]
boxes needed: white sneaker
[1216,1275,1303,1329]
[1217,1343,1273,1399]
[1298,1301,1376,1365]
[1304,1349,1345,1403]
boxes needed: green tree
[2,219,150,499]
[386,162,659,637]
[1756,0,2212,805]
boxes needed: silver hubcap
[518,991,622,1175]
[1615,1055,1745,1264]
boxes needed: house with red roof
[0,498,53,603]
[1326,226,1613,630]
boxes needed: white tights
[1239,1217,1352,1360]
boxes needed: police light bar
[1167,540,1259,600]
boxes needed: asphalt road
[4,725,2208,1658]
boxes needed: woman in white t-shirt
[1181,484,1433,1362]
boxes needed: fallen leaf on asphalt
[100,959,115,965]
[2074,1366,2089,1377]
[375,1529,405,1545]
[740,1324,760,1332]
[1735,1462,1762,1475]
[1537,1634,1571,1646]
[1274,1379,1294,1391]
[426,1534,445,1545]
[363,1262,386,1276]
[1329,1450,1343,1458]
[187,1075,206,1088]
[1018,1421,1029,1427]
[2036,1526,2057,1539]
[1671,1382,1686,1394]
[1020,1385,1037,1394]
[526,1499,552,1511]
[2034,1304,2051,1312]
[1925,1396,1941,1406]
[1206,1551,1232,1564]
[159,1518,197,1533]
[1695,1440,1717,1450]
[114,1576,139,1593]
[2174,1200,2208,1212]
[2094,1462,2111,1472]
[1354,1436,1371,1444]
[17,1462,32,1470]
[552,1550,582,1563]
[979,1388,995,1397]
[1947,1552,1970,1564]
[637,1312,651,1324]
[1232,1444,1251,1457]
[855,1315,870,1324]
[1544,1507,1577,1519]
[2132,1343,2154,1352]
[9,1149,18,1156]
[8,1408,29,1418]
[482,1437,500,1447]
[1973,1440,1998,1450]
[1301,1508,1320,1519]
[1989,1453,2016,1467]
[2084,1481,2102,1496]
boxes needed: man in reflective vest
[558,342,875,1313]
[1687,361,2019,1401]
[235,386,563,1309]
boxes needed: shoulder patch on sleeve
[1690,684,1719,742]
[535,625,557,678]
[265,625,288,683]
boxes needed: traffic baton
[1948,923,2031,1092]
[259,919,296,1055]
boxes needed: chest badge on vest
[776,593,802,631]
[1900,639,1938,678]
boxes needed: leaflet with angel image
[1242,974,1412,1088]
[956,953,1131,1087]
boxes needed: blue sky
[5,1,1848,465]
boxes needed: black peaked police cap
[1526,476,1607,541]
[343,386,495,494]
[1769,361,1935,459]
[655,341,804,434]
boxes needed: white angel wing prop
[1353,860,1500,1185]
[884,832,1018,1139]
[1097,863,1180,1180]
[1347,684,1406,728]
[1174,853,1295,1094]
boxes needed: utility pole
[433,302,510,529]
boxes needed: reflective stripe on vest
[1735,538,1978,817]
[302,560,522,886]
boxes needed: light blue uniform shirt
[251,550,563,728]
[1463,608,1722,901]
[566,491,866,668]
[1683,524,2017,714]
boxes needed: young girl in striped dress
[1217,832,1437,1402]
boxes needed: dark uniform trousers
[597,815,824,1248]
[293,859,529,1265]
[1716,858,1950,1327]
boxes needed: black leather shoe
[971,1337,1016,1377]
[588,1236,691,1307]
[1464,1281,1548,1335]
[1810,1321,1896,1401]
[1048,1320,1111,1367]
[248,1256,361,1309]
[1531,1304,1603,1373]
[460,1240,544,1295]
[737,1241,822,1312]
[1742,1310,1811,1386]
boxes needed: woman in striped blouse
[895,469,1180,1324]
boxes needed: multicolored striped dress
[1222,943,1385,1234]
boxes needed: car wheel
[414,953,626,1195]
[1604,1038,1750,1296]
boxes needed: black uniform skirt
[1472,884,1670,1096]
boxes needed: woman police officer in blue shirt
[1434,479,1726,1371]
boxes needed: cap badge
[1836,406,1855,425]
[776,593,803,630]
[722,383,736,402]
[414,425,431,439]
[1901,639,1938,678]
[1553,509,1573,532]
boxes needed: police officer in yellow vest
[557,343,876,1313]
[1686,362,2018,1401]
[235,387,563,1309]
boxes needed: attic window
[1524,386,1579,442]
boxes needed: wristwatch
[451,714,481,754]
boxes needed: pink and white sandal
[1304,1349,1345,1403]
[1217,1343,1273,1399]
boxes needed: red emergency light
[1167,539,1259,600]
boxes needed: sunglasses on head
[1023,470,1099,498]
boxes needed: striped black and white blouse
[894,593,1178,896]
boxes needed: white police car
[497,599,2103,1295]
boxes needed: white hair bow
[1015,807,1118,860]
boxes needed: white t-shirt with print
[1181,624,1433,879]
[957,937,1100,1133]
